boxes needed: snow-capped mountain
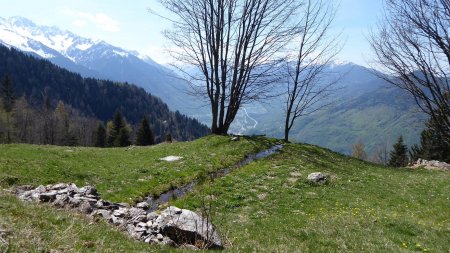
[0,16,198,114]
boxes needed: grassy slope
[0,135,273,203]
[173,143,450,252]
[1,136,449,252]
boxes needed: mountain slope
[0,45,209,142]
[0,16,200,114]
[241,63,426,155]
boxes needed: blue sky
[0,0,383,66]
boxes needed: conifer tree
[1,75,16,143]
[166,133,173,143]
[388,135,409,167]
[115,127,131,147]
[410,118,450,162]
[136,116,154,146]
[107,111,125,147]
[94,123,106,147]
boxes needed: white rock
[159,156,183,162]
[156,206,223,249]
[307,172,327,184]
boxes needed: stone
[156,206,223,249]
[50,183,68,190]
[53,194,69,207]
[307,172,327,184]
[144,236,153,243]
[78,186,97,196]
[68,197,82,207]
[112,216,125,226]
[147,212,158,221]
[78,201,94,214]
[118,202,130,208]
[113,208,128,217]
[77,197,98,203]
[129,207,146,218]
[92,209,112,220]
[35,185,47,193]
[136,202,149,209]
[95,200,104,208]
[157,233,164,241]
[38,192,57,202]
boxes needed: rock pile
[409,159,450,170]
[15,183,223,249]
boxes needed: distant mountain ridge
[0,16,199,114]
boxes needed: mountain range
[0,16,426,155]
[0,16,198,114]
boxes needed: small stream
[146,144,283,212]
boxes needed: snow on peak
[0,16,159,66]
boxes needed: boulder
[155,206,223,249]
[307,172,327,184]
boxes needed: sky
[0,0,384,67]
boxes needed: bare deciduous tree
[283,0,341,142]
[158,0,302,134]
[370,0,450,144]
[352,139,367,160]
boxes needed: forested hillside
[0,45,209,143]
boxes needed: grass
[172,143,450,252]
[0,136,449,252]
[0,135,274,203]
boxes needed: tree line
[352,118,450,166]
[0,75,160,147]
[0,45,210,144]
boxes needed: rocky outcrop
[15,183,223,249]
[409,159,450,170]
[307,172,327,184]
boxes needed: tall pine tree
[136,116,154,146]
[388,135,409,167]
[106,111,131,147]
[94,123,106,147]
[107,111,125,147]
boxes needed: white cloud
[63,9,120,32]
